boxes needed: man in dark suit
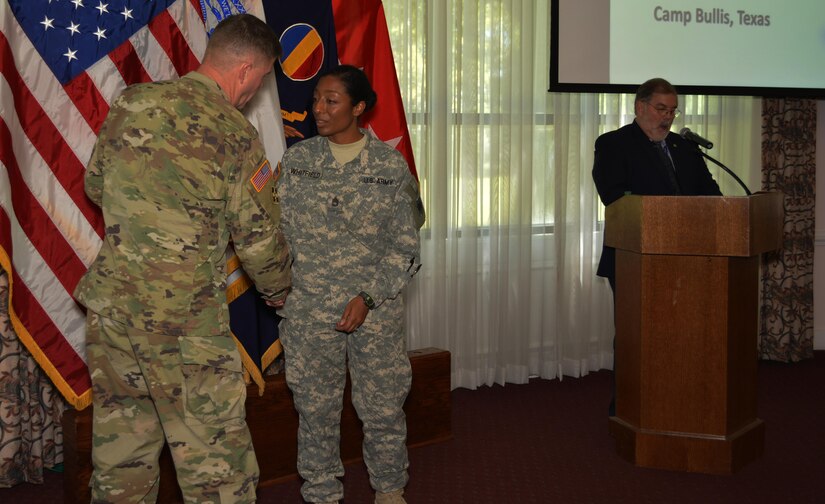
[593,77,722,290]
[592,77,721,416]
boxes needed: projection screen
[550,0,825,97]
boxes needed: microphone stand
[692,147,752,196]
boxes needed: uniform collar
[183,71,231,104]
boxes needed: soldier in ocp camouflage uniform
[72,14,290,504]
[278,65,424,504]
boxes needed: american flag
[0,0,254,409]
[250,159,272,192]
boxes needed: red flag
[331,0,417,178]
[0,0,207,409]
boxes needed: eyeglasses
[645,101,681,117]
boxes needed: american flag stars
[12,0,175,83]
[40,16,56,30]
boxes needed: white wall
[815,100,825,350]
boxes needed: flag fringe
[225,269,269,395]
[231,330,267,396]
[226,252,242,276]
[0,246,92,410]
[226,273,253,304]
[260,338,283,376]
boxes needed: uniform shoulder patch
[403,180,426,229]
[250,159,273,192]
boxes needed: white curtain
[384,0,760,390]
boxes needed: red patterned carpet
[3,353,824,503]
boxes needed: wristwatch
[358,291,376,310]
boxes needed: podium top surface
[604,193,783,257]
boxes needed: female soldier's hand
[336,295,369,333]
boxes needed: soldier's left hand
[335,296,369,333]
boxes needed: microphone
[679,127,713,150]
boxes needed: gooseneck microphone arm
[679,127,752,196]
[695,148,752,196]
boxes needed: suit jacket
[592,120,722,282]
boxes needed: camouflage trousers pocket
[179,336,247,426]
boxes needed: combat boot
[375,489,406,504]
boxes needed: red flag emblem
[332,0,417,178]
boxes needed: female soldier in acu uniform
[278,64,424,504]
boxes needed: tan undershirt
[328,134,367,165]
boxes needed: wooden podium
[605,193,783,474]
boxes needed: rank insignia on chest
[250,159,273,192]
